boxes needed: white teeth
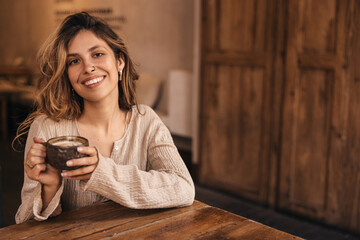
[84,76,104,86]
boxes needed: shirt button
[114,145,119,151]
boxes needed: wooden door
[278,0,360,232]
[198,0,280,203]
[199,0,360,234]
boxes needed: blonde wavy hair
[13,12,139,150]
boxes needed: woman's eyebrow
[67,45,103,57]
[67,53,78,57]
[88,45,102,52]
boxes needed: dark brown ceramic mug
[42,136,89,170]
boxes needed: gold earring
[119,70,123,81]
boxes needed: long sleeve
[81,106,195,209]
[15,116,64,224]
[16,105,195,223]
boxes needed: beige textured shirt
[15,104,195,223]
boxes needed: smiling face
[66,30,124,104]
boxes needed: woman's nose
[83,61,95,73]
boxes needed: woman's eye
[94,53,104,58]
[68,59,79,66]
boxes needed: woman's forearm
[41,184,60,211]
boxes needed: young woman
[14,12,194,223]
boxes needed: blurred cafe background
[1,0,360,239]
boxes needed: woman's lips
[83,76,105,86]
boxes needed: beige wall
[0,0,194,86]
[0,0,198,154]
[0,0,52,68]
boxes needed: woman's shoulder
[131,105,173,143]
[32,115,68,126]
[134,104,154,113]
[32,114,52,127]
[133,104,160,121]
[31,115,75,138]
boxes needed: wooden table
[0,200,302,239]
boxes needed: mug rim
[46,136,88,148]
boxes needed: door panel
[199,0,276,202]
[201,65,265,194]
[288,69,333,209]
[279,0,347,221]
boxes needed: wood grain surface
[0,200,302,239]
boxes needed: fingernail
[67,161,73,166]
[61,172,66,177]
[77,147,83,152]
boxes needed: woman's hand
[25,137,61,188]
[61,146,99,180]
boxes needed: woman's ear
[117,57,125,72]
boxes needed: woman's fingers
[62,146,98,180]
[78,146,97,156]
[24,138,62,186]
[56,146,98,180]
[25,163,47,180]
[29,148,46,158]
[25,157,45,168]
[33,137,45,144]
[66,146,98,167]
[25,146,46,168]
[30,142,46,151]
[66,156,96,167]
[34,163,47,172]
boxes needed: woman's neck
[78,99,125,135]
[76,99,129,157]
